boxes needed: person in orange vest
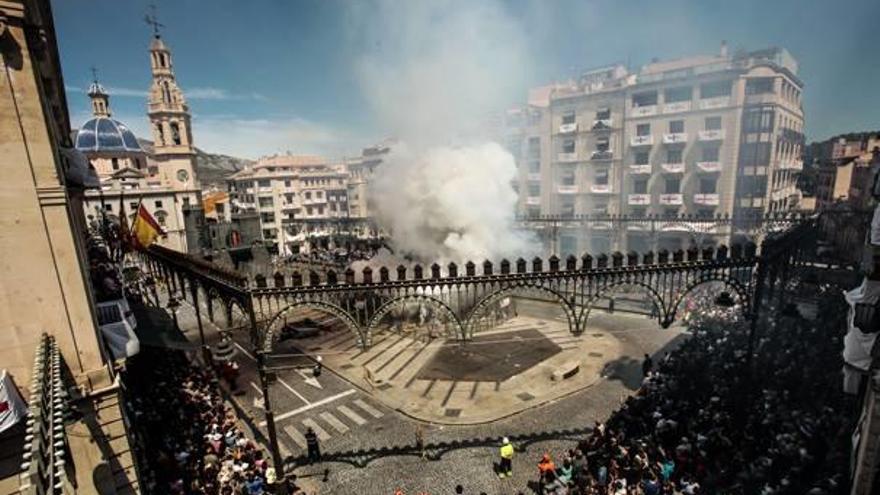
[538,453,555,490]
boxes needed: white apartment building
[506,44,805,255]
[227,154,351,254]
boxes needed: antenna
[144,4,164,38]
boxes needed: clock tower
[145,20,199,190]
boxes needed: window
[527,206,541,217]
[633,178,648,194]
[528,137,541,158]
[104,204,112,211]
[562,139,575,153]
[257,179,271,187]
[702,147,720,162]
[284,180,291,188]
[170,122,181,145]
[700,80,733,98]
[697,208,715,218]
[743,107,775,133]
[259,197,274,207]
[746,77,775,95]
[111,158,119,170]
[154,200,163,208]
[664,208,679,218]
[595,169,609,185]
[739,142,772,166]
[665,177,680,194]
[595,108,611,120]
[316,191,323,199]
[595,137,610,152]
[560,201,575,216]
[155,124,164,145]
[528,161,540,173]
[560,168,575,185]
[528,184,540,197]
[636,123,651,136]
[261,212,275,223]
[562,111,576,125]
[632,91,658,107]
[305,191,311,199]
[155,211,166,226]
[182,197,190,206]
[664,86,692,103]
[262,229,274,239]
[306,206,313,215]
[317,206,324,215]
[634,152,650,165]
[630,207,647,217]
[699,178,717,194]
[669,120,684,133]
[705,116,722,130]
[666,149,683,163]
[129,202,138,210]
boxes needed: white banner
[0,370,28,434]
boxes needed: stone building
[813,133,880,210]
[506,43,806,254]
[0,0,138,492]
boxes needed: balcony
[699,96,730,110]
[662,132,688,144]
[697,161,722,173]
[592,119,613,130]
[557,185,578,194]
[631,105,657,117]
[659,193,683,205]
[281,201,299,210]
[590,184,612,194]
[778,160,804,170]
[694,193,720,206]
[630,135,654,147]
[629,164,652,175]
[628,194,650,205]
[557,152,579,162]
[527,173,541,181]
[698,129,723,141]
[663,101,692,114]
[526,197,541,206]
[661,163,685,173]
[558,122,578,134]
[591,150,614,161]
[258,186,273,193]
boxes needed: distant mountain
[137,138,252,186]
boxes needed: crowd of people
[526,292,851,494]
[123,348,307,494]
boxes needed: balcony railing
[663,133,688,144]
[526,197,541,205]
[628,194,651,205]
[663,101,692,114]
[592,119,613,130]
[631,135,654,147]
[661,163,685,173]
[698,129,723,141]
[659,193,683,205]
[557,185,579,194]
[559,122,578,134]
[694,193,720,206]
[557,152,579,162]
[778,160,804,170]
[527,173,541,181]
[591,150,614,160]
[590,184,612,194]
[699,96,730,110]
[697,161,722,172]
[629,164,652,174]
[631,105,657,117]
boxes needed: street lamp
[167,296,181,333]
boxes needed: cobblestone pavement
[160,289,684,494]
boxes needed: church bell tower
[145,12,199,190]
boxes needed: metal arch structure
[577,277,668,330]
[261,300,365,353]
[464,282,575,339]
[366,294,466,342]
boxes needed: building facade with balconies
[507,44,805,255]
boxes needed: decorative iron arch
[366,294,465,342]
[668,276,750,323]
[465,282,575,338]
[262,300,364,353]
[578,279,667,331]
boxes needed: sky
[52,0,880,159]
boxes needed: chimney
[720,40,729,57]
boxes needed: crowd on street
[123,348,307,494]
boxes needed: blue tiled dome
[75,117,143,153]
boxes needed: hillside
[137,138,251,186]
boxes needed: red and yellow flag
[130,204,162,249]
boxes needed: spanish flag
[130,203,163,249]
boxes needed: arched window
[155,124,164,145]
[111,158,119,170]
[170,122,181,145]
[162,81,172,104]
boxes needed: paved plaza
[158,289,685,494]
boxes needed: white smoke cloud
[349,0,537,262]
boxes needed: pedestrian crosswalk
[281,398,383,451]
